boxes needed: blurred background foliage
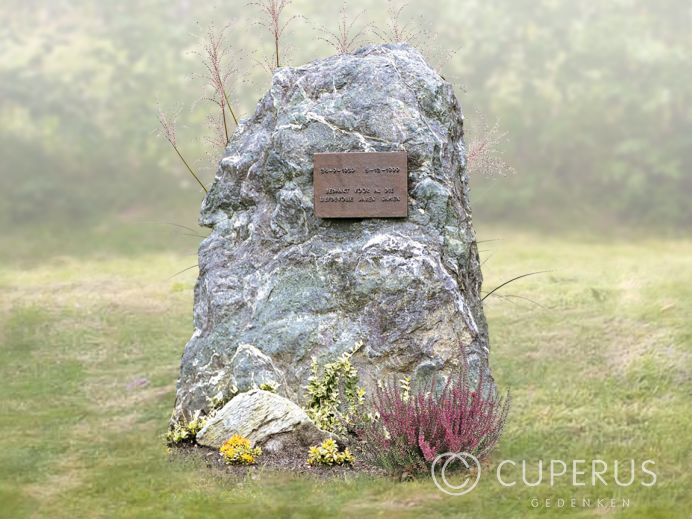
[1,0,690,262]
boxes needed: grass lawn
[0,228,690,518]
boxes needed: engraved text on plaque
[313,151,408,218]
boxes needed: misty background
[1,0,690,264]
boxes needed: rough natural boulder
[196,389,330,452]
[172,43,492,423]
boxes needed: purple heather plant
[354,365,510,475]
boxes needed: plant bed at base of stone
[167,341,510,477]
[166,359,510,480]
[169,444,384,479]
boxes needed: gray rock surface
[227,343,285,394]
[173,43,492,423]
[196,389,329,452]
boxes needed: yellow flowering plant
[306,438,354,466]
[219,434,262,465]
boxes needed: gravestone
[172,43,493,424]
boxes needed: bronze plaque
[313,151,408,218]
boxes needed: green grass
[0,229,690,518]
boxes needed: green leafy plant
[208,394,227,412]
[258,381,278,392]
[207,386,239,413]
[305,342,366,434]
[399,375,411,402]
[166,412,206,445]
[307,438,354,466]
[220,434,262,465]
